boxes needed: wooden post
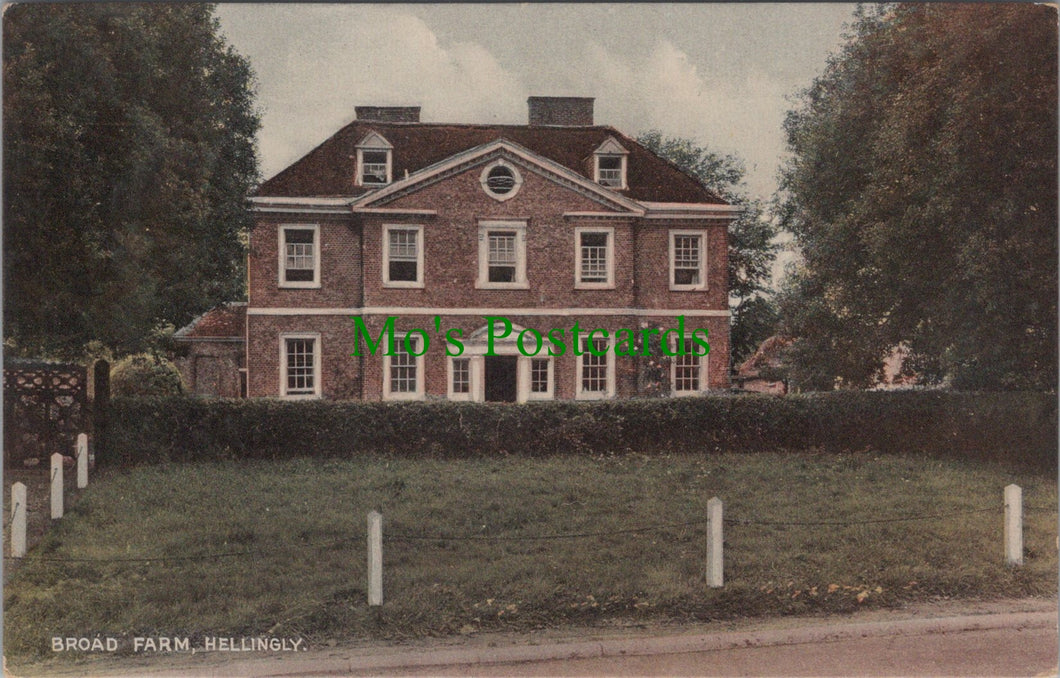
[1004,484,1023,566]
[706,497,724,588]
[368,511,383,606]
[11,482,27,558]
[93,359,110,465]
[50,453,64,519]
[76,433,89,489]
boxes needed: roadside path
[13,597,1056,677]
[369,612,1057,677]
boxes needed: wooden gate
[3,359,88,467]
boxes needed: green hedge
[104,391,1057,470]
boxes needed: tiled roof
[173,303,246,342]
[256,122,726,205]
[736,335,793,378]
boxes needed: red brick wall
[633,219,729,311]
[245,159,731,399]
[364,165,637,309]
[248,214,362,309]
[246,315,363,399]
[248,311,727,399]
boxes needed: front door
[484,355,518,402]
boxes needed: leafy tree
[637,131,780,368]
[4,4,259,358]
[776,4,1057,390]
[110,354,184,397]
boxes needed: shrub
[104,391,1056,471]
[110,354,184,397]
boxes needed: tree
[776,4,1057,390]
[637,131,780,369]
[4,4,259,358]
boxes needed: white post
[11,482,27,558]
[1004,484,1023,566]
[76,433,89,489]
[50,453,64,520]
[368,511,383,606]
[706,497,724,588]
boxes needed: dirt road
[12,598,1055,678]
[379,623,1056,677]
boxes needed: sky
[214,3,858,202]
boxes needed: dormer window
[593,137,629,190]
[356,132,393,187]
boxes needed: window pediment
[356,131,393,150]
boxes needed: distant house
[185,97,742,401]
[734,336,919,394]
[872,343,919,390]
[734,335,791,395]
[173,302,246,397]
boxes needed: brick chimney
[527,97,595,126]
[355,106,421,123]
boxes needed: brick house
[243,97,738,402]
[173,302,246,398]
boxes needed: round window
[480,160,522,201]
[486,165,516,194]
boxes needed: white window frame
[526,356,554,401]
[278,224,320,289]
[279,332,321,399]
[477,220,528,289]
[669,229,708,291]
[593,136,629,190]
[383,333,425,401]
[356,132,393,187]
[594,154,627,189]
[382,224,424,288]
[670,336,709,396]
[447,356,473,402]
[574,226,615,289]
[576,334,616,400]
[479,159,523,202]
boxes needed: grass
[4,452,1056,665]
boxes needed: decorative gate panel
[3,360,88,467]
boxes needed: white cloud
[218,5,834,199]
[583,39,791,200]
[221,6,526,180]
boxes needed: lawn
[4,452,1056,664]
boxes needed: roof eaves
[173,302,247,341]
[603,126,730,205]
